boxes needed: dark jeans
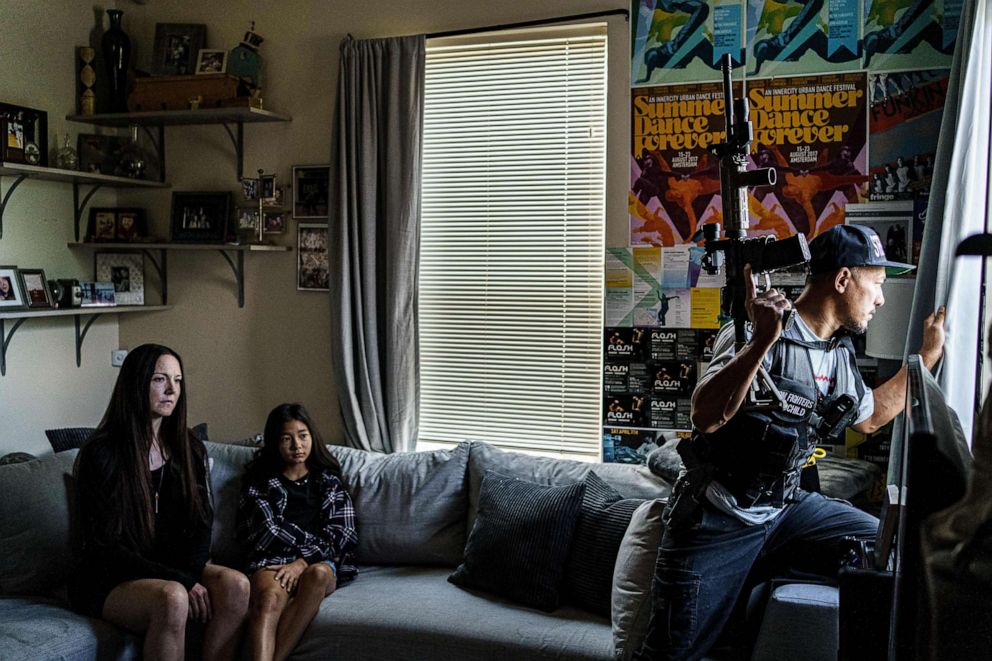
[634,489,879,661]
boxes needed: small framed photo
[152,23,207,76]
[0,266,27,309]
[237,206,260,231]
[0,102,48,167]
[298,224,329,291]
[195,49,228,74]
[263,210,287,234]
[115,208,147,241]
[79,281,116,307]
[17,268,53,308]
[95,253,144,306]
[170,192,232,243]
[293,165,330,219]
[260,174,277,204]
[88,208,118,241]
[241,177,259,201]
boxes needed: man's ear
[834,267,852,293]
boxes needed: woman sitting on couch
[69,344,250,661]
[238,403,358,661]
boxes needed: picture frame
[79,281,116,307]
[95,252,145,306]
[86,207,147,242]
[152,23,207,76]
[77,133,129,176]
[241,177,259,201]
[195,49,228,75]
[0,266,26,309]
[170,192,232,243]
[297,224,329,291]
[260,174,277,204]
[292,165,330,219]
[263,210,287,234]
[17,268,53,309]
[0,102,48,167]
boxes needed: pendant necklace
[153,465,164,514]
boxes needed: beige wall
[0,0,629,456]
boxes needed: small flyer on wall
[631,0,745,86]
[745,0,860,77]
[603,427,665,464]
[844,201,916,269]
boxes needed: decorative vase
[101,9,131,113]
[120,125,146,179]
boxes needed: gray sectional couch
[0,440,671,660]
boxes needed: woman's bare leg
[273,564,336,661]
[102,579,189,661]
[248,569,291,661]
[200,563,250,661]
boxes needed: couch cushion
[0,452,78,595]
[449,471,585,612]
[0,596,139,660]
[294,565,614,661]
[612,499,667,661]
[203,441,257,569]
[564,470,644,617]
[329,442,471,566]
[466,441,670,533]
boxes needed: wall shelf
[0,162,167,241]
[0,305,171,376]
[67,107,292,180]
[69,242,291,308]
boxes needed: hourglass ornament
[78,47,96,115]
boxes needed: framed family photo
[195,49,228,74]
[170,192,232,243]
[152,23,207,76]
[0,102,48,167]
[0,266,26,309]
[95,253,145,306]
[293,165,330,219]
[87,207,147,242]
[297,224,329,291]
[18,268,53,308]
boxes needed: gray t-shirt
[698,316,874,524]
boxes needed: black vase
[102,9,131,113]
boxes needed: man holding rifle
[634,226,946,660]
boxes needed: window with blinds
[419,25,607,459]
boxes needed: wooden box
[128,74,253,112]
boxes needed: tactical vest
[689,324,866,508]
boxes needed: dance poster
[632,0,746,86]
[745,0,861,77]
[863,0,962,72]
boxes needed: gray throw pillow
[0,451,79,595]
[612,499,667,661]
[563,470,644,616]
[204,441,256,568]
[329,442,471,566]
[449,471,585,612]
[646,440,684,484]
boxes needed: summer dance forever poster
[630,72,868,246]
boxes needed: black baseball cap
[809,224,915,275]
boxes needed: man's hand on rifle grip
[743,264,793,350]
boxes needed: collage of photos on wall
[606,1,960,472]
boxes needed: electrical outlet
[111,349,128,367]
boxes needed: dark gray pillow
[448,471,584,612]
[563,470,644,616]
[44,427,94,453]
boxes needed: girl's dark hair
[87,343,210,550]
[248,403,344,484]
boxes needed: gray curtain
[902,0,991,445]
[329,35,425,453]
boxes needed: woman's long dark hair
[247,403,344,485]
[85,343,210,551]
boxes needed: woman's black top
[278,473,321,530]
[68,434,212,617]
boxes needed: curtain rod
[426,8,629,39]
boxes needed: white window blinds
[419,25,607,459]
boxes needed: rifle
[701,53,810,411]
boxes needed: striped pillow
[448,470,585,611]
[563,470,644,615]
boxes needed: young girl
[70,344,249,661]
[238,403,358,661]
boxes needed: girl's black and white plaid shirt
[237,468,358,579]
